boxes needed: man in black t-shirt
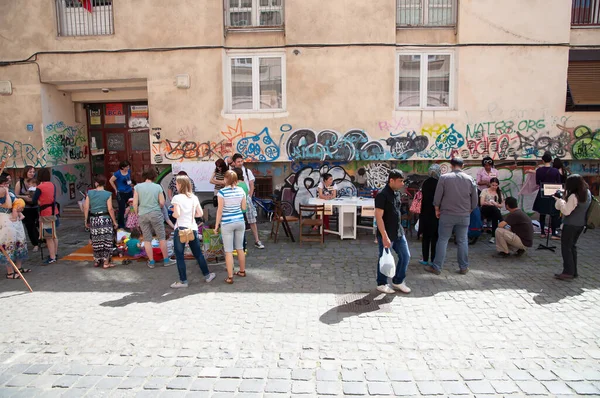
[374,170,411,294]
[495,196,533,257]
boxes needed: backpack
[585,195,600,232]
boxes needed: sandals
[234,271,246,277]
[225,277,234,284]
[18,268,32,274]
[6,273,21,279]
[103,263,116,269]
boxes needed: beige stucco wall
[1,0,599,169]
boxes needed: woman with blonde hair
[214,170,247,284]
[170,175,215,288]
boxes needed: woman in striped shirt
[215,170,247,284]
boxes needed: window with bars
[56,0,114,36]
[397,0,456,27]
[397,52,453,109]
[226,0,284,28]
[226,54,285,112]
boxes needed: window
[226,0,284,28]
[571,0,600,26]
[566,50,600,111]
[397,0,456,27]
[55,0,114,36]
[226,54,285,112]
[397,52,453,109]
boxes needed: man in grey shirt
[424,157,478,275]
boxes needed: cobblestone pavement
[1,216,600,397]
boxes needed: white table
[307,197,375,239]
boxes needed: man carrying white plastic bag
[375,170,411,294]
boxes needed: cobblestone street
[1,217,600,397]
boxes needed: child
[126,228,146,258]
[11,198,25,222]
[125,198,139,230]
[26,178,37,196]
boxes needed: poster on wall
[129,105,150,128]
[90,109,101,125]
[105,103,126,125]
[172,162,215,192]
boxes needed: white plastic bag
[379,248,396,278]
[414,219,420,233]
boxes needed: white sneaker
[489,237,495,244]
[205,273,216,283]
[392,282,411,294]
[170,281,188,289]
[376,284,395,294]
[254,241,265,249]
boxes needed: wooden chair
[270,200,298,243]
[299,204,325,245]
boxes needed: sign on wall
[105,103,125,125]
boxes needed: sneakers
[205,273,216,283]
[163,258,177,267]
[418,260,429,265]
[459,267,469,275]
[488,237,495,244]
[170,281,188,289]
[147,260,155,269]
[44,257,56,264]
[424,265,441,275]
[254,241,265,249]
[376,284,395,294]
[392,282,411,294]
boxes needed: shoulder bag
[178,197,196,244]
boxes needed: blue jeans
[173,228,210,283]
[377,234,410,286]
[432,214,470,271]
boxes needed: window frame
[224,52,287,114]
[55,0,114,37]
[395,50,455,110]
[225,0,284,29]
[396,0,457,28]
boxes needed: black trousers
[116,191,133,229]
[420,217,439,263]
[480,205,503,237]
[561,224,584,277]
[22,207,39,246]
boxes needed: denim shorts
[139,210,165,242]
[221,221,245,252]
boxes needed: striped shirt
[217,186,245,225]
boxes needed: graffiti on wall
[51,163,91,204]
[44,122,89,166]
[151,119,282,163]
[0,140,46,168]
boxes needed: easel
[536,183,563,253]
[0,248,33,292]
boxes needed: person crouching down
[374,170,411,294]
[494,197,533,258]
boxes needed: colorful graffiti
[151,119,281,163]
[150,117,600,164]
[0,140,46,168]
[44,122,89,166]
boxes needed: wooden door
[129,130,151,183]
[105,130,128,194]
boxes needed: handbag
[410,191,423,214]
[177,199,196,244]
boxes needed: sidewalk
[0,217,599,397]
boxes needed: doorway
[86,102,151,191]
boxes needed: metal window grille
[226,0,284,28]
[397,0,456,27]
[572,0,600,26]
[56,0,114,36]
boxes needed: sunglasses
[484,160,493,164]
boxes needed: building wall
[1,0,599,211]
